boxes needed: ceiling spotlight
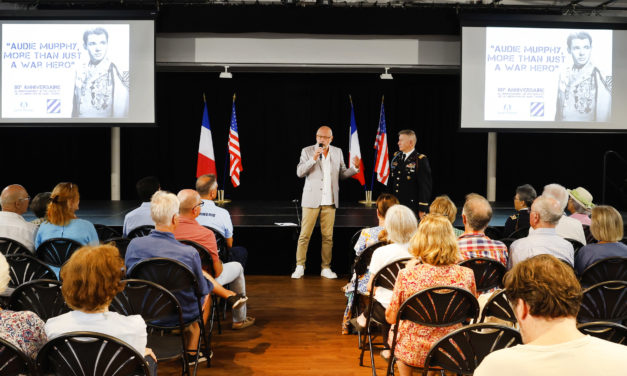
[219,65,232,79]
[380,67,393,80]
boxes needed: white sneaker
[320,268,337,279]
[291,265,305,279]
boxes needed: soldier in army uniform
[387,129,432,219]
[503,184,536,238]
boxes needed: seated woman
[352,205,418,343]
[567,187,594,226]
[385,214,477,375]
[0,253,47,358]
[44,244,157,375]
[343,193,398,334]
[35,182,98,249]
[429,195,463,237]
[575,205,627,276]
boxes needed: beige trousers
[296,205,336,268]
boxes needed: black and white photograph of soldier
[72,27,129,118]
[555,31,612,122]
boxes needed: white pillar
[111,127,121,200]
[487,132,497,202]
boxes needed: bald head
[177,189,202,217]
[462,193,493,232]
[0,185,29,214]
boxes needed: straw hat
[567,187,595,210]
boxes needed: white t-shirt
[475,335,627,376]
[368,242,411,308]
[45,310,147,355]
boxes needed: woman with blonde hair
[429,195,463,237]
[384,214,476,375]
[35,182,98,248]
[574,205,627,275]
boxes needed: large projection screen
[461,15,627,132]
[0,12,155,126]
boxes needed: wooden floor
[159,275,388,376]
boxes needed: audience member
[195,174,248,267]
[0,253,47,358]
[352,205,418,347]
[536,183,586,244]
[174,189,254,330]
[0,184,38,252]
[353,193,398,255]
[475,254,627,376]
[429,195,463,237]
[35,182,98,249]
[29,192,51,225]
[384,214,476,374]
[503,184,536,237]
[457,193,508,266]
[575,205,627,275]
[567,187,594,226]
[45,245,157,374]
[123,176,160,237]
[509,196,574,269]
[125,191,212,360]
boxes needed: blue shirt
[509,228,574,269]
[196,199,233,238]
[125,230,212,322]
[35,218,99,249]
[123,202,154,237]
[575,242,627,275]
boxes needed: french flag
[196,99,217,178]
[348,97,365,186]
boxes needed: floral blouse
[0,309,47,358]
[387,263,477,367]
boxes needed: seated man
[0,184,38,252]
[475,254,627,376]
[195,174,248,267]
[125,191,213,359]
[123,176,160,237]
[509,195,574,269]
[533,183,586,245]
[457,193,508,266]
[503,184,536,238]
[174,189,254,330]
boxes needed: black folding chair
[580,257,627,287]
[202,226,229,263]
[128,225,155,239]
[459,257,507,293]
[0,336,34,376]
[9,279,70,321]
[36,238,82,267]
[360,257,411,375]
[94,224,122,242]
[386,286,479,376]
[5,253,57,288]
[422,323,522,375]
[577,280,627,324]
[479,290,517,324]
[0,237,30,256]
[577,321,627,345]
[110,279,190,376]
[128,258,211,369]
[105,237,132,259]
[36,331,151,376]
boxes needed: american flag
[228,95,243,187]
[374,98,390,185]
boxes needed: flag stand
[215,189,231,206]
[358,190,375,206]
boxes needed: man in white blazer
[292,126,360,279]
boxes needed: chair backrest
[578,280,627,323]
[459,257,507,293]
[36,238,83,267]
[353,241,386,277]
[397,286,479,327]
[0,336,33,376]
[36,331,150,376]
[5,254,57,288]
[577,321,627,345]
[0,237,30,256]
[105,237,132,259]
[479,290,517,324]
[127,225,154,239]
[506,226,529,240]
[483,226,502,241]
[202,225,228,263]
[178,239,216,276]
[423,323,522,375]
[580,257,627,286]
[9,279,70,321]
[94,224,122,242]
[565,238,585,255]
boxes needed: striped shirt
[457,232,508,266]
